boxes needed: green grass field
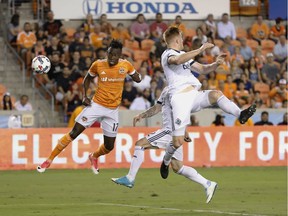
[0,167,286,216]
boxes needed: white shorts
[146,128,183,161]
[171,90,212,136]
[75,102,119,137]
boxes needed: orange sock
[48,133,73,161]
[93,144,111,158]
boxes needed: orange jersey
[89,59,135,108]
[111,30,131,43]
[17,31,36,49]
[250,23,269,39]
[270,25,286,37]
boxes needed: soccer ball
[31,55,51,74]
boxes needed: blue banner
[269,0,287,19]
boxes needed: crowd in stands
[3,7,288,126]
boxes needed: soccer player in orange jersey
[37,40,141,174]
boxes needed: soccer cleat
[160,161,169,179]
[36,160,51,173]
[205,181,218,204]
[89,153,99,174]
[111,176,134,188]
[239,104,256,124]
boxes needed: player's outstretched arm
[133,104,162,126]
[168,42,214,65]
[191,53,226,75]
[82,72,95,106]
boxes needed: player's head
[163,27,183,50]
[107,39,123,66]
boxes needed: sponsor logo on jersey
[81,116,88,122]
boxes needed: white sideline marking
[0,202,268,216]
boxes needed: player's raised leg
[37,122,85,173]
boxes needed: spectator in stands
[95,47,107,60]
[250,15,269,45]
[99,14,114,35]
[201,78,209,90]
[283,99,288,108]
[129,88,151,110]
[217,13,236,40]
[207,72,218,90]
[273,35,288,64]
[149,12,168,42]
[14,95,32,111]
[217,80,233,99]
[202,45,214,64]
[78,36,95,59]
[80,13,95,34]
[224,36,235,55]
[68,33,82,54]
[207,37,220,57]
[254,47,266,69]
[65,82,82,119]
[55,66,75,103]
[240,73,253,93]
[245,57,262,84]
[269,17,286,44]
[151,38,167,59]
[192,27,207,44]
[35,28,48,46]
[268,79,288,108]
[239,38,253,61]
[170,15,186,36]
[7,13,20,44]
[133,66,151,92]
[211,114,225,126]
[89,23,107,49]
[234,80,250,108]
[31,38,46,58]
[190,114,199,126]
[69,51,85,77]
[1,92,13,110]
[121,77,138,109]
[17,22,37,63]
[111,23,131,43]
[43,53,65,91]
[130,14,150,48]
[231,46,244,66]
[205,14,217,39]
[254,111,273,125]
[262,53,281,85]
[230,59,243,83]
[45,36,64,61]
[253,91,265,108]
[152,67,166,89]
[278,112,288,125]
[43,10,63,37]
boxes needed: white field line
[0,202,268,216]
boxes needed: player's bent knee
[209,90,223,104]
[69,123,86,139]
[171,159,183,173]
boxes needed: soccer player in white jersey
[111,87,217,203]
[160,27,256,183]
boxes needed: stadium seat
[141,39,155,51]
[231,40,241,47]
[236,27,248,39]
[246,39,259,51]
[124,40,140,50]
[254,82,270,105]
[133,60,142,71]
[133,50,149,61]
[185,28,196,38]
[214,39,224,48]
[261,40,275,52]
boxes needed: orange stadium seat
[246,39,259,51]
[141,39,155,51]
[124,40,140,50]
[236,27,248,39]
[231,40,241,47]
[254,82,270,105]
[133,50,149,61]
[185,28,196,38]
[214,39,224,48]
[261,40,275,52]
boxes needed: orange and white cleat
[37,160,51,173]
[89,153,99,174]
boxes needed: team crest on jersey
[119,67,125,74]
[82,116,88,122]
[175,118,181,125]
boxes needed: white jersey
[157,87,172,132]
[161,49,202,94]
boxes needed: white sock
[163,143,177,166]
[217,95,241,117]
[177,165,210,188]
[127,146,144,182]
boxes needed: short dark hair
[109,39,123,50]
[163,27,181,44]
[261,111,269,116]
[275,17,283,24]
